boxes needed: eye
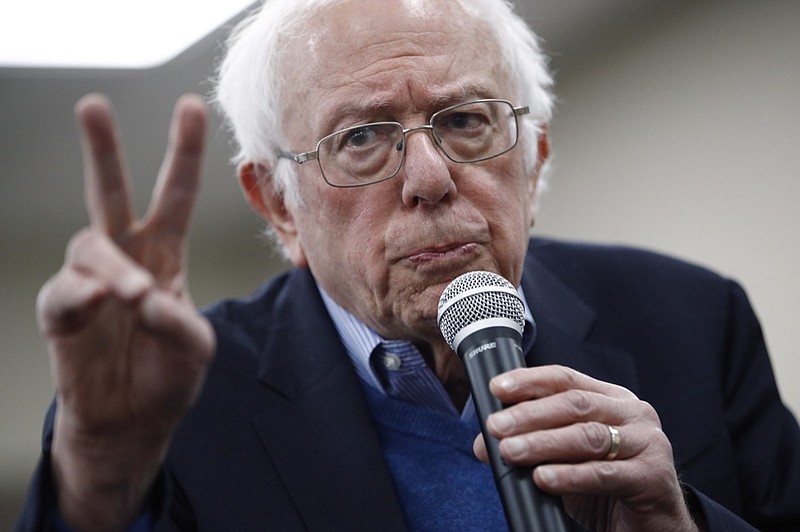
[342,125,380,149]
[435,108,493,138]
[442,111,485,130]
[331,123,401,154]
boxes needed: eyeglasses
[278,99,529,188]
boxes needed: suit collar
[251,269,406,530]
[255,269,340,397]
[522,249,640,394]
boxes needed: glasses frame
[278,98,530,188]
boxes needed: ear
[238,162,308,267]
[526,125,550,228]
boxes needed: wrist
[682,483,710,532]
[51,414,170,531]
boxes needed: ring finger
[498,421,636,465]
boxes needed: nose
[399,126,457,207]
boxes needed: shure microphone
[437,271,571,532]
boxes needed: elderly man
[18,0,800,530]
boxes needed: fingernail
[118,270,150,299]
[494,376,516,392]
[503,437,527,459]
[537,465,557,486]
[489,412,515,434]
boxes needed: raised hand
[474,365,700,532]
[36,94,215,531]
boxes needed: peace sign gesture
[36,94,215,531]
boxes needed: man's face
[271,0,544,344]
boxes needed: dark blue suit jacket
[17,239,800,530]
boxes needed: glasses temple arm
[277,149,319,164]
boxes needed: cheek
[476,173,530,233]
[339,203,392,265]
[297,175,357,230]
[297,187,388,270]
[472,165,533,274]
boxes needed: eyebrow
[317,98,390,135]
[317,82,500,134]
[425,82,497,107]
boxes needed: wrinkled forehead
[276,0,507,118]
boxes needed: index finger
[490,365,636,402]
[75,93,135,238]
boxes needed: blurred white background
[1,0,798,526]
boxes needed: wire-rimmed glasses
[278,99,529,188]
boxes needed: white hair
[213,0,554,236]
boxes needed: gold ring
[606,425,621,461]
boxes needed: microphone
[437,271,571,532]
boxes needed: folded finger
[36,268,107,337]
[490,365,637,404]
[486,388,631,437]
[497,422,640,466]
[533,460,632,498]
[65,229,153,300]
[140,290,215,362]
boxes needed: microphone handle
[459,327,572,532]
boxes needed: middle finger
[487,388,631,438]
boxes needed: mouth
[406,242,479,264]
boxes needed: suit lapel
[522,252,640,394]
[250,270,406,531]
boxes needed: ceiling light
[0,1,254,69]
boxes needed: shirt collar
[319,284,536,392]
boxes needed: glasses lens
[317,122,404,187]
[432,100,518,163]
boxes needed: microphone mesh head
[437,271,525,349]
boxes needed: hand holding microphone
[438,271,704,532]
[437,271,571,532]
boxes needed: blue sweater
[361,384,509,531]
